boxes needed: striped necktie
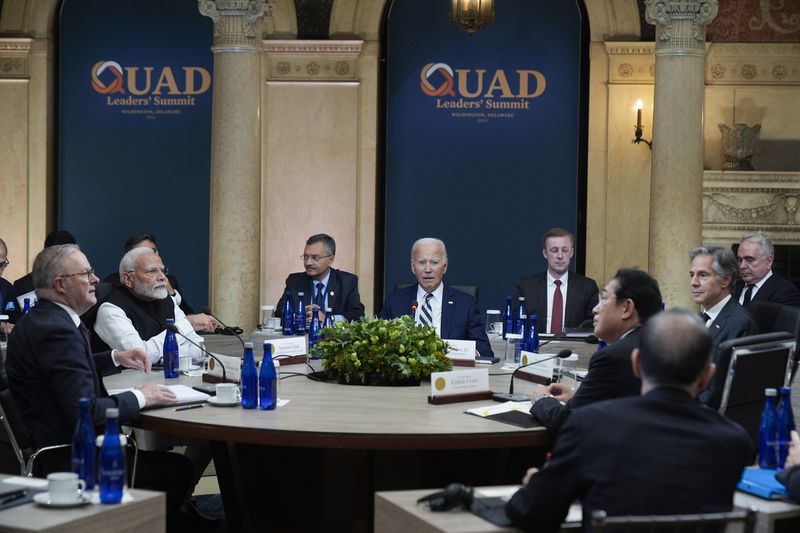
[419,293,434,326]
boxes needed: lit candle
[635,99,643,130]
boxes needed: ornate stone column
[199,0,271,330]
[645,0,717,307]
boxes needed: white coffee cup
[47,472,86,504]
[215,383,240,403]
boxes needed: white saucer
[33,492,91,508]
[207,396,240,407]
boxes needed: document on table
[109,384,210,408]
[465,401,538,428]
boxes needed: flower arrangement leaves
[312,315,452,385]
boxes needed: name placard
[430,368,489,398]
[444,339,476,361]
[206,353,242,382]
[263,336,307,357]
[517,351,555,381]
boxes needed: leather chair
[590,507,756,532]
[751,301,800,382]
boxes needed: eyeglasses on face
[0,260,8,269]
[301,254,333,262]
[59,268,95,283]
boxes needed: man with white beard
[93,247,203,364]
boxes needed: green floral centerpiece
[311,315,452,385]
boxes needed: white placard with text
[444,339,476,361]
[430,368,489,398]
[517,350,555,381]
[264,336,307,357]
[206,353,242,382]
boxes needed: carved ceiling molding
[702,171,800,244]
[263,39,363,81]
[0,38,32,79]
[605,42,655,84]
[706,43,800,85]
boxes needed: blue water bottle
[502,296,513,340]
[759,388,779,469]
[308,310,322,353]
[526,314,540,353]
[71,397,96,490]
[99,408,124,503]
[241,342,258,409]
[777,386,795,467]
[324,307,335,329]
[515,297,526,335]
[282,291,294,335]
[294,292,306,335]
[259,343,278,410]
[163,318,179,379]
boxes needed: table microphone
[410,300,418,316]
[200,306,245,349]
[166,323,229,384]
[493,349,572,403]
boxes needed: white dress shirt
[415,283,444,336]
[738,270,772,305]
[94,298,203,364]
[701,294,732,327]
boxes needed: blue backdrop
[383,0,586,314]
[58,0,212,308]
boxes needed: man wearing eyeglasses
[92,247,203,364]
[275,234,365,324]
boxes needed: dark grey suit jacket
[276,268,365,322]
[5,299,139,452]
[514,272,598,333]
[733,274,800,311]
[507,388,752,532]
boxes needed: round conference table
[104,335,594,532]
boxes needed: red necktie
[551,280,564,334]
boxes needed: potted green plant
[312,315,452,385]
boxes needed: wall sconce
[632,99,652,149]
[450,0,495,35]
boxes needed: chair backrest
[716,332,794,446]
[0,386,31,475]
[590,508,756,532]
[751,301,800,382]
[394,282,479,303]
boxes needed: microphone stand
[166,323,229,384]
[493,349,572,403]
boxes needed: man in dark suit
[530,268,661,434]
[689,245,758,407]
[379,237,493,358]
[5,244,194,529]
[276,233,365,323]
[0,238,13,334]
[506,309,752,532]
[733,231,800,310]
[514,228,598,334]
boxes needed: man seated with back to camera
[529,268,661,435]
[103,232,217,332]
[379,237,493,358]
[505,309,752,532]
[4,244,195,530]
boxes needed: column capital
[645,0,718,53]
[198,0,272,50]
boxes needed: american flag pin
[714,324,720,329]
[448,301,454,304]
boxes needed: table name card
[265,336,307,357]
[206,353,242,382]
[428,368,493,405]
[516,350,556,385]
[444,339,476,367]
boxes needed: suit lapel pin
[714,324,721,329]
[448,301,454,305]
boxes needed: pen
[174,404,204,412]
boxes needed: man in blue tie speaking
[379,237,493,358]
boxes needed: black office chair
[0,386,70,476]
[751,301,800,382]
[715,332,794,447]
[590,508,756,532]
[394,282,479,303]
